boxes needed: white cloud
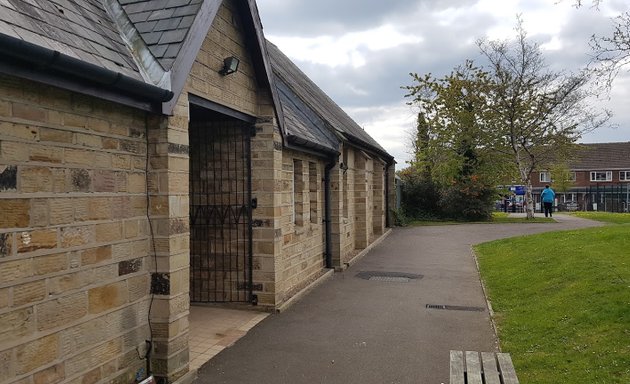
[267,25,422,69]
[346,104,418,166]
[259,0,630,169]
[582,73,630,143]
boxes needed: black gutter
[324,157,337,269]
[0,33,173,105]
[286,134,339,159]
[345,134,394,166]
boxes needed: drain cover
[355,271,423,282]
[426,304,485,312]
[368,276,411,283]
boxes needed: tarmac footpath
[194,214,602,384]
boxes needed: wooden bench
[450,350,519,384]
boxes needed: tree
[399,113,440,220]
[479,20,609,218]
[572,1,630,85]
[549,162,576,194]
[405,20,609,219]
[590,10,630,86]
[404,61,499,220]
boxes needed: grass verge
[475,225,630,383]
[407,212,554,226]
[570,211,630,224]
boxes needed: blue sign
[508,186,526,195]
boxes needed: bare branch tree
[571,0,630,85]
[478,19,610,218]
[590,11,630,86]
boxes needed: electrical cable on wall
[141,115,158,383]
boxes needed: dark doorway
[188,103,253,303]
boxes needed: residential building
[530,142,630,212]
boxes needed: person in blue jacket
[541,184,555,217]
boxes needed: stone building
[0,1,395,383]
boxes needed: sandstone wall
[0,74,154,384]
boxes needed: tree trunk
[516,160,535,219]
[525,179,535,219]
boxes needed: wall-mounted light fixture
[340,162,349,174]
[219,56,239,76]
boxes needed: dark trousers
[543,202,553,217]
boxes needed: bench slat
[496,353,520,384]
[465,351,483,384]
[480,352,501,384]
[449,350,465,384]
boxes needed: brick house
[0,1,394,384]
[530,142,630,212]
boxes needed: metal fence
[555,183,630,213]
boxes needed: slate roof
[119,0,202,70]
[275,76,340,154]
[570,142,630,170]
[267,41,392,160]
[0,0,390,161]
[0,0,142,81]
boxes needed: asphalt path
[194,214,602,384]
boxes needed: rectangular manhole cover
[426,304,485,312]
[356,271,423,282]
[368,276,411,283]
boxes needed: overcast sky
[256,0,630,168]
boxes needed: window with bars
[309,162,318,224]
[293,159,304,226]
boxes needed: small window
[563,193,576,203]
[309,162,318,224]
[539,172,551,183]
[568,171,576,182]
[620,171,630,181]
[590,171,612,182]
[293,159,303,226]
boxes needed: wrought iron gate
[189,119,253,303]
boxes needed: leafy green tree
[549,162,576,194]
[405,19,609,219]
[404,62,499,220]
[399,113,440,220]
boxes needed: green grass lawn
[491,212,555,224]
[571,211,630,224]
[407,212,554,226]
[475,223,630,383]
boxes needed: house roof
[0,0,390,161]
[0,0,141,80]
[267,41,393,162]
[570,142,630,170]
[275,76,340,155]
[119,0,203,71]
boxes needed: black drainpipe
[324,157,337,269]
[385,164,390,228]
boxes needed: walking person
[541,184,555,217]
